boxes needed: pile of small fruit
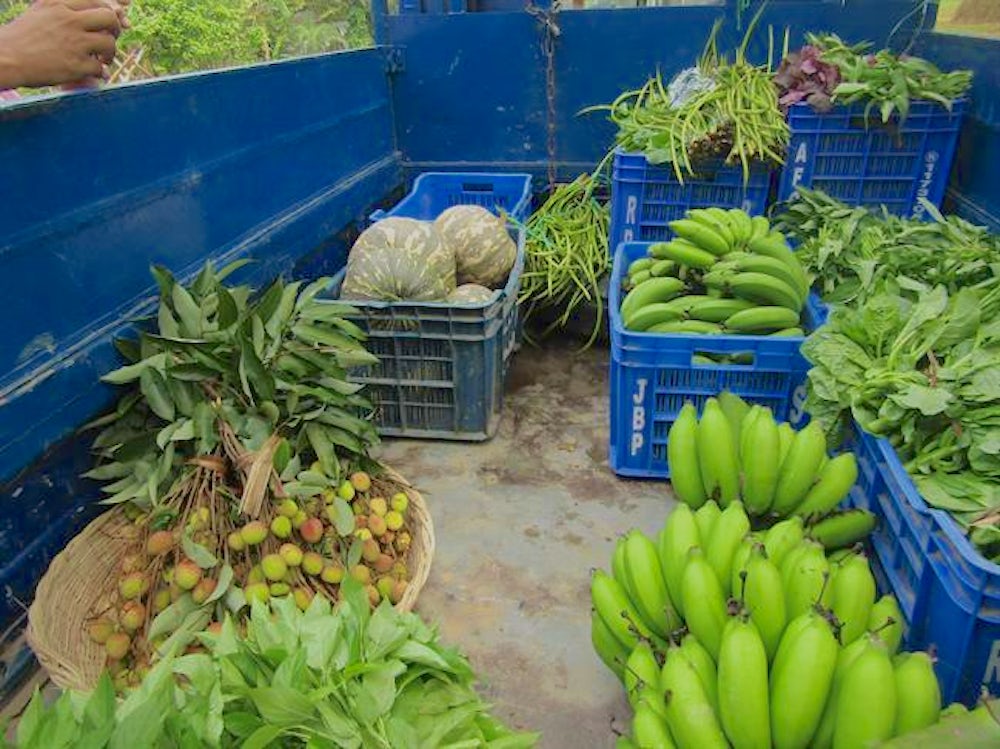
[668,392,860,522]
[591,500,959,749]
[620,208,809,336]
[86,468,417,690]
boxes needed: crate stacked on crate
[777,100,966,218]
[324,173,532,441]
[610,149,773,249]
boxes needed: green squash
[446,284,497,305]
[434,205,517,288]
[342,217,456,302]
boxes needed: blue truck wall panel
[0,51,402,637]
[387,2,928,180]
[914,33,1000,231]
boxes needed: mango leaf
[151,264,175,299]
[182,533,219,569]
[172,283,204,338]
[102,353,168,385]
[148,595,198,642]
[331,498,356,537]
[83,462,132,481]
[140,368,176,422]
[216,258,254,284]
[205,563,234,604]
[266,282,301,339]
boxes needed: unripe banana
[706,501,751,597]
[650,259,678,277]
[660,646,729,749]
[719,252,806,300]
[747,235,809,293]
[658,504,701,617]
[770,610,839,749]
[648,319,723,335]
[688,297,756,323]
[697,398,739,507]
[591,569,652,649]
[717,390,751,447]
[655,237,720,269]
[668,219,731,257]
[629,258,654,277]
[620,277,688,323]
[763,516,804,567]
[894,651,941,736]
[592,608,629,681]
[677,632,719,717]
[612,534,629,586]
[770,326,805,337]
[695,500,722,541]
[725,306,802,334]
[625,640,664,709]
[868,595,904,654]
[615,736,639,749]
[784,540,832,619]
[743,545,787,663]
[833,637,897,749]
[830,551,876,645]
[777,422,795,467]
[772,422,828,515]
[795,453,858,518]
[629,270,652,288]
[688,208,736,247]
[808,509,877,550]
[624,302,686,332]
[634,697,677,749]
[726,209,754,247]
[749,215,771,241]
[812,636,869,749]
[718,613,771,749]
[681,547,727,660]
[730,535,756,599]
[743,407,780,515]
[729,272,803,312]
[667,404,707,509]
[624,532,681,637]
[739,404,763,462]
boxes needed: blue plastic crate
[323,172,531,441]
[778,100,966,218]
[610,149,773,250]
[608,241,816,478]
[845,422,1000,706]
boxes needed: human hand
[0,0,122,89]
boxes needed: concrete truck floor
[375,340,678,749]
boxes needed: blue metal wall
[0,50,400,639]
[386,1,931,182]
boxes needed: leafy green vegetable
[4,582,539,748]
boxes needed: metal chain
[528,3,560,191]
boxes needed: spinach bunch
[803,281,1000,560]
[777,188,1000,306]
[5,581,539,749]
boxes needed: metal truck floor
[376,340,677,749]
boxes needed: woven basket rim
[27,467,434,692]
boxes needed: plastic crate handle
[691,347,757,368]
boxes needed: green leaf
[241,725,284,749]
[182,533,219,569]
[148,595,199,642]
[151,265,175,299]
[331,498,356,537]
[15,690,45,746]
[217,287,240,329]
[140,367,176,422]
[168,363,216,382]
[355,661,405,723]
[216,258,253,284]
[158,302,181,339]
[266,282,301,339]
[254,280,285,326]
[102,353,169,385]
[306,423,337,476]
[223,712,263,740]
[172,283,204,338]
[247,687,316,727]
[156,608,212,659]
[83,462,132,481]
[205,563,233,604]
[347,537,364,569]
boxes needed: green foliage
[3,589,540,748]
[0,1,27,25]
[121,0,372,77]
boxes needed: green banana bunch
[620,208,810,335]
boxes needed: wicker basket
[27,470,434,692]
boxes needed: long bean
[516,175,610,351]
